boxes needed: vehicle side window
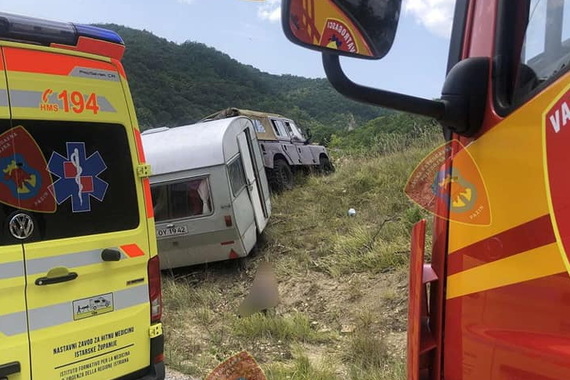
[228,155,247,196]
[252,119,266,133]
[271,119,288,137]
[514,0,570,103]
[284,121,294,135]
[151,177,212,222]
[284,120,305,141]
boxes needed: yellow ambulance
[0,13,164,380]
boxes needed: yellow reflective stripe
[447,243,566,299]
[0,90,7,106]
[0,248,127,280]
[0,310,27,336]
[0,261,24,279]
[26,248,125,275]
[0,284,148,336]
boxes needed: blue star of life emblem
[48,142,108,213]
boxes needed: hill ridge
[98,24,388,141]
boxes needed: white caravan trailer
[141,117,271,269]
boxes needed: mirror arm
[322,53,446,120]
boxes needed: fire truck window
[514,0,570,102]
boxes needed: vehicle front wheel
[268,159,294,193]
[318,156,335,175]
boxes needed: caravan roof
[142,117,245,175]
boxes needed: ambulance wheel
[270,159,294,193]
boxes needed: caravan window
[151,177,213,222]
[228,155,247,196]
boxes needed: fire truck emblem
[0,126,55,212]
[433,167,477,213]
[544,87,570,272]
[47,142,108,213]
[320,19,358,53]
[405,139,490,225]
[2,156,41,198]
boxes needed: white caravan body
[142,117,271,269]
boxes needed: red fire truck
[281,0,570,379]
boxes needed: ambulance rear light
[148,255,162,323]
[0,12,124,55]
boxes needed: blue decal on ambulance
[48,142,108,212]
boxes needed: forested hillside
[101,24,387,139]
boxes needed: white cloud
[177,0,194,4]
[403,0,454,38]
[257,0,280,23]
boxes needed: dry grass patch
[161,131,442,378]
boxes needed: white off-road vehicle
[203,108,334,192]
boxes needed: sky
[0,0,455,100]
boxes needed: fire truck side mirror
[281,0,402,60]
[439,57,490,137]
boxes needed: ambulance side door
[3,45,153,380]
[0,47,30,380]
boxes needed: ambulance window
[511,0,570,105]
[7,121,139,241]
[150,177,212,222]
[228,155,247,196]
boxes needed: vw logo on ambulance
[9,213,34,239]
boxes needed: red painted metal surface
[51,36,125,60]
[447,214,555,275]
[408,219,426,380]
[444,274,570,379]
[470,0,504,137]
[408,219,442,380]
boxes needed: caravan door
[237,128,269,232]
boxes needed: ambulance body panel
[0,13,164,380]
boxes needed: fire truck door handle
[0,361,20,378]
[35,267,78,286]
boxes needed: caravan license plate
[157,225,188,237]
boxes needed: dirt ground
[162,254,409,378]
